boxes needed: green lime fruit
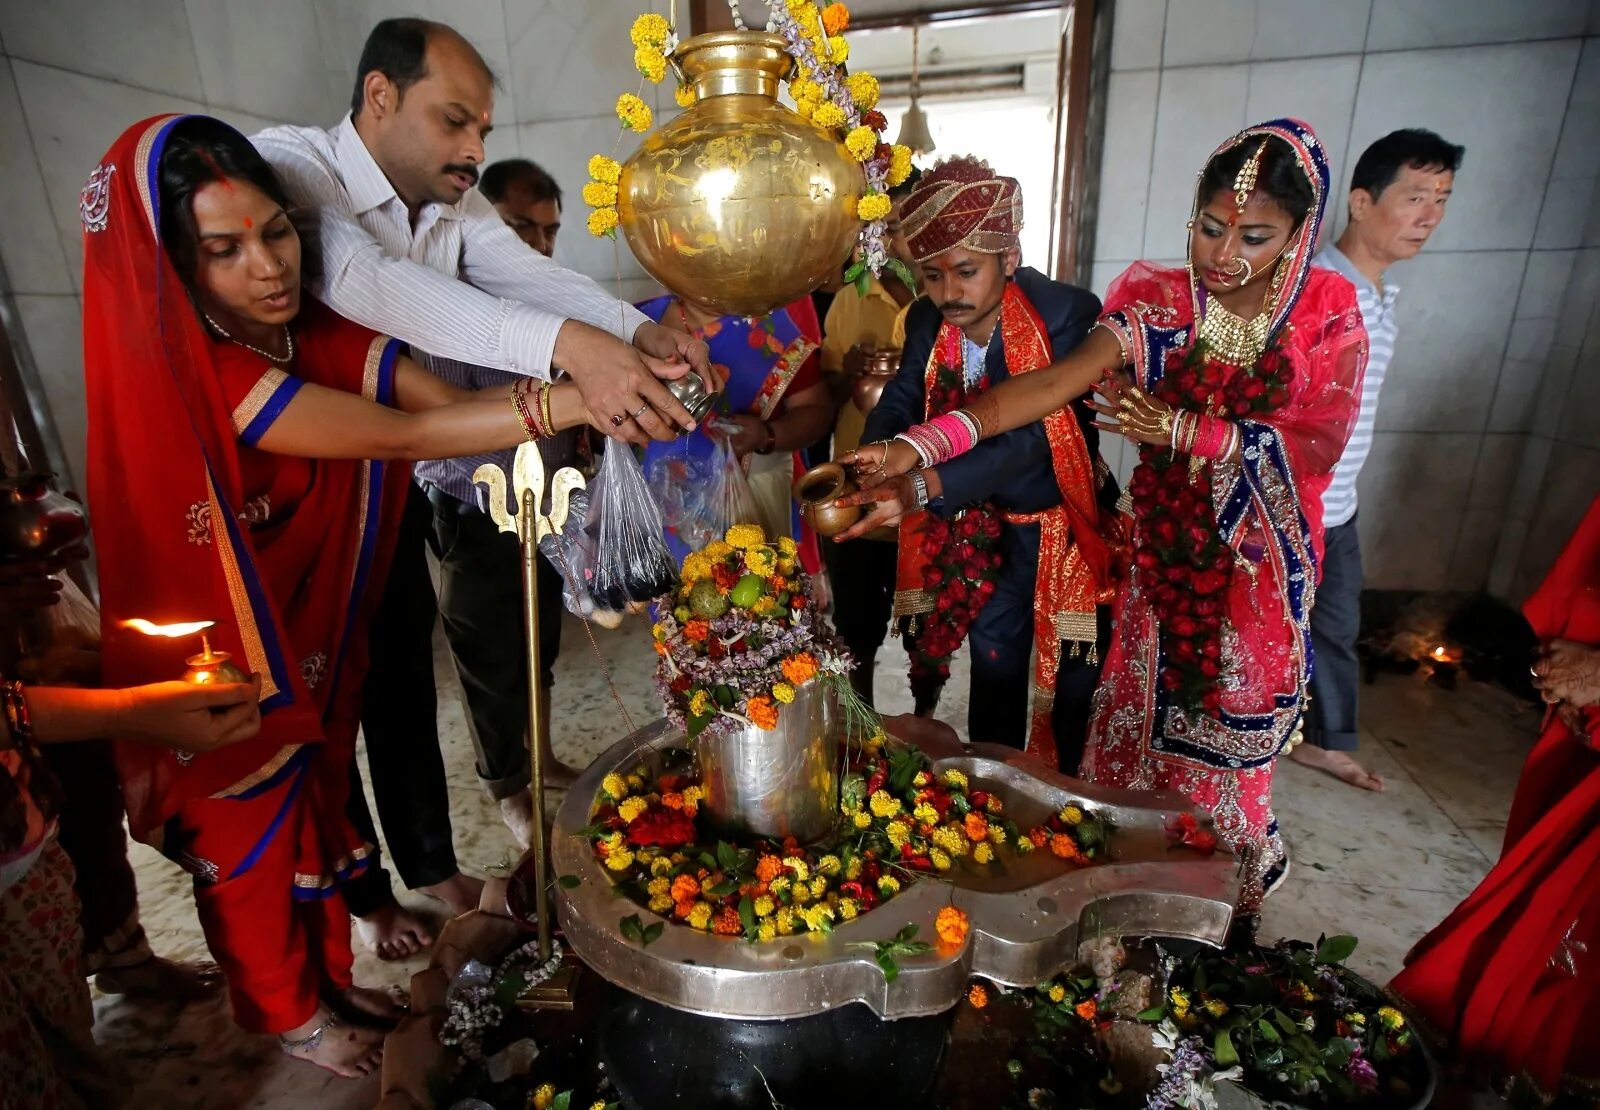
[730,573,765,609]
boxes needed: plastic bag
[538,489,625,629]
[647,450,716,552]
[17,574,101,685]
[585,444,677,610]
[703,435,763,539]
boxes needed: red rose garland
[1126,337,1295,714]
[908,364,1004,687]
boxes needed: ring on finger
[633,401,651,419]
[610,413,627,428]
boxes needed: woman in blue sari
[639,294,830,564]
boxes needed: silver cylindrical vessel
[696,682,838,843]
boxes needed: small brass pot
[793,462,861,538]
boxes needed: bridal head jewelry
[1233,138,1269,211]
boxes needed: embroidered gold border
[133,116,175,236]
[230,368,290,433]
[204,471,279,701]
[210,743,300,799]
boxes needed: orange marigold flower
[935,904,969,947]
[713,905,743,935]
[671,874,701,903]
[683,619,711,643]
[673,899,695,919]
[1050,833,1084,861]
[1075,998,1098,1021]
[755,854,784,884]
[780,651,819,685]
[662,791,684,810]
[967,983,989,1008]
[746,695,780,730]
[1028,827,1050,848]
[964,812,989,842]
[822,2,850,34]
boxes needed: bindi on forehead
[243,216,253,229]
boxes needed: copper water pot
[0,474,87,561]
[850,347,900,414]
[794,462,861,538]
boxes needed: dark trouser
[42,739,148,972]
[1050,604,1115,777]
[1307,516,1362,752]
[827,536,898,702]
[342,484,459,916]
[429,485,564,801]
[966,524,1041,749]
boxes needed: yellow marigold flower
[791,882,812,905]
[837,898,859,920]
[687,902,714,930]
[682,785,704,807]
[935,904,969,946]
[754,895,776,918]
[846,72,878,110]
[745,547,776,577]
[844,856,863,880]
[1377,1006,1406,1031]
[932,825,968,857]
[726,523,766,550]
[789,78,823,104]
[1169,987,1191,1016]
[776,907,798,935]
[590,1102,607,1110]
[587,207,619,237]
[1060,804,1084,826]
[605,846,635,871]
[813,101,847,130]
[857,191,896,222]
[809,875,827,898]
[647,876,671,897]
[651,856,675,877]
[630,12,670,46]
[674,82,696,108]
[931,847,952,871]
[757,920,777,941]
[648,893,674,914]
[1345,1011,1368,1027]
[616,93,653,132]
[635,45,667,83]
[845,127,878,164]
[794,100,816,122]
[852,810,872,829]
[943,769,969,791]
[785,858,810,882]
[688,689,712,718]
[877,874,900,895]
[785,0,808,10]
[1048,984,1067,1003]
[793,2,820,28]
[828,35,849,64]
[627,771,646,790]
[886,820,911,849]
[751,596,779,617]
[769,875,791,897]
[778,536,798,557]
[823,3,851,35]
[772,682,796,705]
[800,904,835,932]
[912,770,931,788]
[680,551,712,580]
[1016,836,1035,854]
[705,540,733,559]
[817,854,842,876]
[533,1084,557,1110]
[618,796,649,823]
[869,789,902,818]
[973,841,994,865]
[602,772,628,800]
[886,144,913,187]
[988,824,1007,846]
[589,154,622,184]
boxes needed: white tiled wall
[1093,0,1600,597]
[0,0,672,490]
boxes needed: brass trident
[474,442,586,966]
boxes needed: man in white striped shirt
[1293,129,1463,792]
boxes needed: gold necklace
[1197,297,1270,367]
[203,312,294,365]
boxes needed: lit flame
[1430,645,1450,661]
[124,619,214,638]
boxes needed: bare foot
[95,955,223,1000]
[354,901,434,961]
[330,983,409,1029]
[1289,745,1385,791]
[499,792,536,850]
[420,871,485,916]
[281,1007,384,1078]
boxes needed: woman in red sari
[83,115,600,1077]
[840,120,1366,911]
[1391,495,1600,1102]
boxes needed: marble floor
[92,615,1538,1108]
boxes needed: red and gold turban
[900,156,1023,264]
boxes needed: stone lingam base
[552,717,1245,1022]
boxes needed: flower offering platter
[552,721,1244,1022]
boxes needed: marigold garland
[615,92,652,132]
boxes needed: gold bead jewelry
[1233,138,1269,211]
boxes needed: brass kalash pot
[619,31,864,318]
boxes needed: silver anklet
[279,1011,339,1053]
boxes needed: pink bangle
[1191,415,1234,459]
[926,412,977,458]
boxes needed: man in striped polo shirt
[1293,129,1464,791]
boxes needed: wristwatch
[756,421,777,455]
[908,470,931,511]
